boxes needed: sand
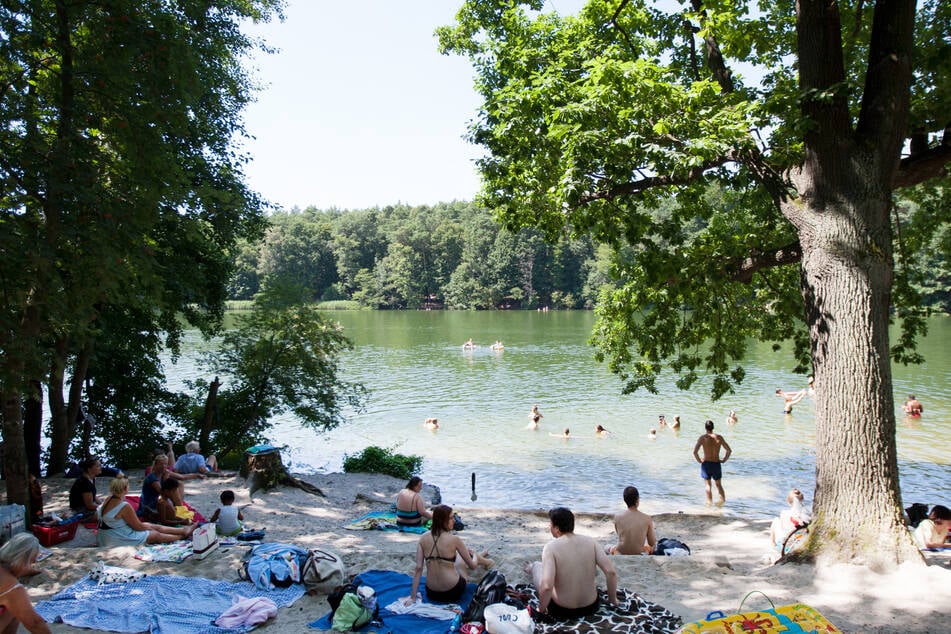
[22,471,951,633]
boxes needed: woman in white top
[97,476,196,547]
[769,488,811,547]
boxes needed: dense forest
[229,200,950,312]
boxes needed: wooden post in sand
[242,450,324,498]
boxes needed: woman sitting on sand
[139,454,200,519]
[769,488,812,547]
[405,504,492,604]
[395,476,433,527]
[97,476,196,547]
[0,533,50,633]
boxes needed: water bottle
[448,613,461,632]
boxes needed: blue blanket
[36,575,305,633]
[309,569,475,633]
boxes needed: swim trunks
[700,461,722,481]
[547,597,600,619]
[425,575,466,603]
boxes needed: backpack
[301,548,345,594]
[653,537,691,556]
[330,592,371,631]
[462,569,508,623]
[328,581,359,616]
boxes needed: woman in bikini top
[395,476,433,526]
[406,504,489,604]
[0,533,52,633]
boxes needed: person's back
[614,508,655,555]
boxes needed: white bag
[192,523,218,560]
[484,603,533,634]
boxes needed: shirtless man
[529,507,618,620]
[775,388,807,414]
[605,486,656,555]
[693,420,732,506]
[903,394,923,417]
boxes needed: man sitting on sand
[605,486,656,555]
[174,440,218,475]
[528,507,618,619]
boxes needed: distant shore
[28,470,951,633]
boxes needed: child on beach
[210,490,244,536]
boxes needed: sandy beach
[22,470,951,633]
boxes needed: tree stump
[242,450,324,498]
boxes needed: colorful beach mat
[344,510,431,533]
[134,540,194,563]
[676,602,839,633]
[36,574,304,633]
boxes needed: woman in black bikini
[405,505,492,604]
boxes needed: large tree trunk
[2,390,30,508]
[199,376,221,451]
[24,381,43,477]
[47,337,69,475]
[792,170,920,566]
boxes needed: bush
[316,300,362,311]
[343,446,422,480]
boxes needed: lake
[165,310,951,520]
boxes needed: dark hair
[431,504,453,536]
[931,505,951,521]
[79,457,100,472]
[549,507,574,533]
[705,419,714,432]
[623,486,640,508]
[220,490,236,504]
[161,478,180,492]
[406,476,423,490]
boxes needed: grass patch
[316,300,363,311]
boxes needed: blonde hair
[0,533,39,570]
[109,476,130,497]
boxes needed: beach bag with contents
[484,603,532,634]
[462,569,508,623]
[330,592,372,631]
[301,547,345,594]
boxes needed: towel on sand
[309,569,475,633]
[344,510,431,533]
[36,574,304,634]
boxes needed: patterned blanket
[515,583,682,634]
[344,510,431,533]
[134,541,194,563]
[36,574,304,633]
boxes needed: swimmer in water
[658,415,667,427]
[550,428,570,440]
[726,410,738,425]
[648,428,657,439]
[491,340,504,350]
[776,388,806,414]
[595,424,610,437]
[425,418,439,430]
[671,415,681,430]
[462,338,475,350]
[902,394,923,417]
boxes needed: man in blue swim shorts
[693,420,732,506]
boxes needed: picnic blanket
[514,583,682,634]
[309,569,475,633]
[134,541,194,563]
[344,510,430,533]
[36,574,304,634]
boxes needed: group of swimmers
[461,338,504,350]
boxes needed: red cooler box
[32,522,79,547]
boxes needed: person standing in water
[692,420,732,506]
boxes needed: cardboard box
[31,522,78,547]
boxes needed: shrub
[343,446,422,480]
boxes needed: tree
[0,0,280,502]
[440,0,951,564]
[196,282,367,455]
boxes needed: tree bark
[46,337,69,475]
[24,381,43,477]
[242,451,324,498]
[2,389,29,508]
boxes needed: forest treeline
[229,200,951,312]
[229,201,613,309]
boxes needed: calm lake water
[165,311,951,520]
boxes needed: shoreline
[24,470,951,633]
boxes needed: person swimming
[462,338,475,350]
[595,424,610,437]
[425,418,439,430]
[490,340,504,350]
[550,428,570,439]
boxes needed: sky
[239,1,584,212]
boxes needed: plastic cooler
[31,522,79,547]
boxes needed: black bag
[453,514,466,531]
[653,537,691,556]
[462,569,507,623]
[328,581,359,616]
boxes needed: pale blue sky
[240,1,583,212]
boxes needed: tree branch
[577,156,732,205]
[893,143,951,189]
[689,0,734,93]
[609,0,637,55]
[732,241,803,284]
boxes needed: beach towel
[344,510,431,533]
[35,574,305,633]
[134,541,194,563]
[516,583,682,634]
[309,569,476,633]
[676,602,838,633]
